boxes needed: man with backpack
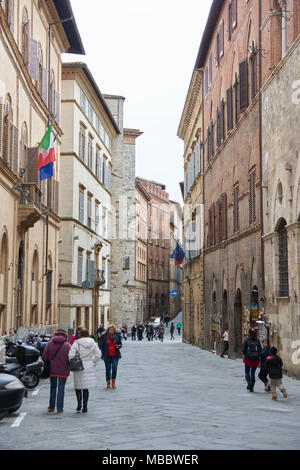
[242,328,262,392]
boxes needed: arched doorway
[234,289,242,356]
[16,241,24,329]
[0,234,9,334]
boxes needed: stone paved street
[1,321,300,450]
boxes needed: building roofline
[136,176,166,191]
[62,62,121,134]
[53,0,85,55]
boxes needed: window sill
[276,296,290,301]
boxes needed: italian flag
[36,125,56,171]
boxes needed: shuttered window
[42,68,48,105]
[233,184,239,233]
[11,124,18,175]
[249,168,256,225]
[205,67,208,97]
[216,106,220,149]
[212,203,216,246]
[220,99,225,143]
[239,59,249,111]
[228,1,232,40]
[227,86,233,132]
[28,37,38,81]
[78,252,83,286]
[277,219,289,297]
[234,73,239,124]
[219,20,224,57]
[79,189,84,223]
[232,0,237,29]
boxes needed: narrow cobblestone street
[1,321,300,451]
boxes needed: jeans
[132,333,136,341]
[104,356,119,380]
[49,376,67,411]
[245,365,257,383]
[221,341,229,356]
[177,328,181,335]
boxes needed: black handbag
[69,344,84,372]
[41,342,64,379]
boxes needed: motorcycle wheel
[21,372,39,389]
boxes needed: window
[20,122,28,170]
[209,53,213,87]
[22,8,29,64]
[95,202,99,233]
[80,90,87,112]
[277,219,289,297]
[102,207,107,238]
[239,59,249,111]
[88,136,94,170]
[233,184,239,233]
[79,188,84,223]
[205,67,208,97]
[227,86,233,132]
[78,250,83,286]
[96,147,102,181]
[79,127,86,161]
[87,195,92,229]
[249,168,256,226]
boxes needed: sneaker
[57,410,64,414]
[48,407,55,412]
[272,396,277,401]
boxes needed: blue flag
[171,242,185,266]
[40,162,53,181]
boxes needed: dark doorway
[234,289,242,356]
[222,290,228,331]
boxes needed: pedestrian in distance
[220,326,229,358]
[170,322,175,340]
[265,346,287,401]
[146,323,154,341]
[242,328,262,392]
[42,329,71,414]
[99,325,122,389]
[164,314,170,328]
[68,328,101,413]
[69,325,84,346]
[131,325,137,341]
[176,321,182,335]
[258,338,271,392]
[96,324,105,349]
[137,322,144,341]
[158,322,165,342]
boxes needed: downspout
[259,0,265,294]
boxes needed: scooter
[0,344,42,389]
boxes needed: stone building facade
[169,201,183,319]
[0,0,84,335]
[262,33,300,378]
[178,69,204,346]
[58,63,119,335]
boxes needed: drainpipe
[259,0,265,294]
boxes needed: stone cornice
[177,69,202,141]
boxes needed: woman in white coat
[68,328,101,413]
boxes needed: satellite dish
[82,280,90,289]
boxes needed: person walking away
[99,325,122,389]
[258,338,271,392]
[170,322,175,340]
[176,321,182,335]
[164,315,170,328]
[146,323,154,341]
[69,328,101,413]
[265,347,287,401]
[242,328,262,392]
[42,329,71,414]
[158,322,165,342]
[69,325,84,346]
[131,325,137,341]
[220,326,229,358]
[137,322,144,341]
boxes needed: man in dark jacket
[242,328,262,392]
[265,347,287,401]
[137,322,144,341]
[258,338,271,391]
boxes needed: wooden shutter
[28,37,38,80]
[232,0,237,29]
[233,185,239,233]
[239,59,249,111]
[216,107,220,149]
[217,199,221,243]
[42,68,48,105]
[234,72,239,124]
[219,20,224,57]
[249,169,256,225]
[79,191,84,223]
[54,91,60,124]
[0,97,3,157]
[220,99,225,143]
[222,193,227,240]
[228,1,232,40]
[215,33,220,67]
[25,147,39,183]
[227,86,233,131]
[212,203,216,245]
[208,207,212,246]
[11,124,19,175]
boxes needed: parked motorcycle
[0,344,42,389]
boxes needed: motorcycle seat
[0,363,21,373]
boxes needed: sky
[64,0,212,204]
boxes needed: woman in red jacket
[99,325,122,389]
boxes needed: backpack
[246,339,260,360]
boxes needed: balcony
[17,184,42,232]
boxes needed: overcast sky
[64,0,212,204]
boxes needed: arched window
[22,8,29,64]
[277,218,289,297]
[3,95,12,165]
[20,122,28,170]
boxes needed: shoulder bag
[69,343,84,372]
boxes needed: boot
[82,389,89,413]
[249,381,255,392]
[112,378,116,389]
[106,379,111,389]
[75,389,82,412]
